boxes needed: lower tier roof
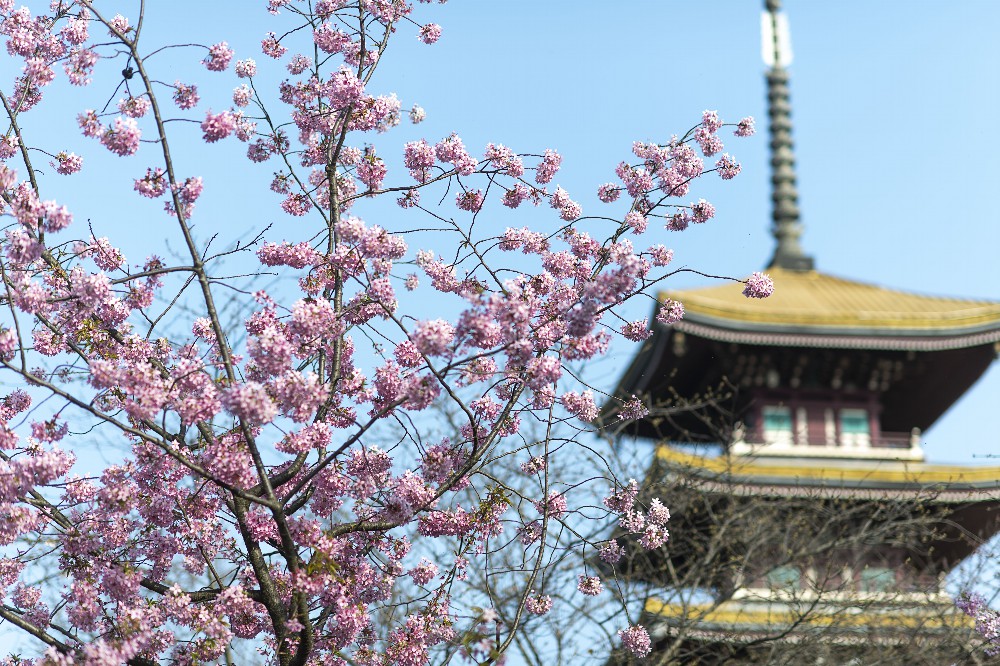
[656,445,1000,497]
[645,596,972,636]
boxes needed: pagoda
[603,2,1000,663]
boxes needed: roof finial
[763,0,814,271]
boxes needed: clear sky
[397,0,1000,465]
[373,0,1000,465]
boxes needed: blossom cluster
[599,480,671,557]
[957,593,1000,656]
[0,1,765,663]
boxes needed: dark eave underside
[601,322,997,440]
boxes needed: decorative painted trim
[672,319,1000,351]
[730,587,950,605]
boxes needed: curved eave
[644,598,972,633]
[656,445,1000,496]
[663,268,1000,347]
[673,316,1000,352]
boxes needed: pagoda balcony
[729,428,925,461]
[728,586,951,606]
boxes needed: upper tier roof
[665,267,1000,350]
[601,269,1000,437]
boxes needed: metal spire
[762,0,814,271]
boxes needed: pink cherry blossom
[262,31,288,58]
[578,575,603,596]
[716,153,741,179]
[65,48,98,85]
[201,110,236,143]
[520,455,547,475]
[134,167,167,198]
[535,149,561,184]
[534,492,568,519]
[314,23,350,53]
[656,299,684,325]
[619,625,652,657]
[525,592,553,615]
[109,13,130,36]
[233,84,252,107]
[357,157,387,190]
[173,81,200,109]
[118,96,150,118]
[702,109,723,132]
[100,117,141,156]
[203,42,235,71]
[695,126,724,156]
[419,23,442,44]
[735,116,756,137]
[287,53,311,74]
[412,319,455,356]
[61,15,89,45]
[408,558,439,585]
[692,198,716,223]
[560,390,599,421]
[235,58,257,78]
[53,151,82,175]
[502,183,531,208]
[743,271,775,298]
[598,183,621,203]
[221,381,277,424]
[0,134,19,158]
[456,189,484,212]
[649,245,674,266]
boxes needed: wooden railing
[740,429,922,450]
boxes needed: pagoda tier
[631,446,1000,592]
[601,1,1000,661]
[602,446,1000,664]
[604,267,1000,452]
[633,596,989,666]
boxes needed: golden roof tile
[665,267,1000,335]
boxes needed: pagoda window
[795,407,808,445]
[839,408,871,448]
[766,565,801,590]
[859,566,895,593]
[762,406,793,445]
[824,408,837,445]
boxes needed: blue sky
[408,0,1000,465]
[378,0,1000,465]
[11,0,998,466]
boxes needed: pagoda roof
[646,445,1000,577]
[667,267,1000,351]
[643,596,974,638]
[656,445,1000,499]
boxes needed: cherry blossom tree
[0,1,767,664]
